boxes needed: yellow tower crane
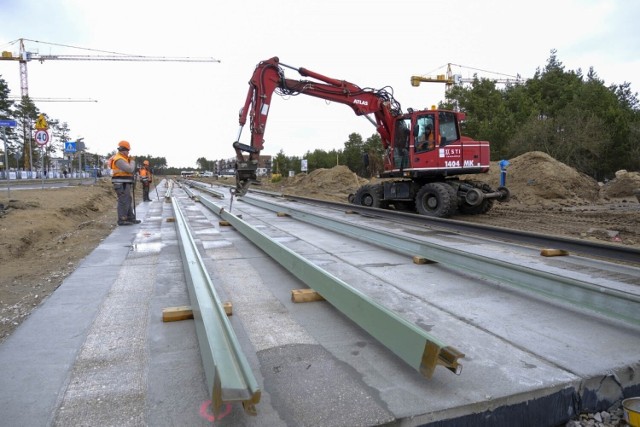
[411,63,522,94]
[0,38,221,169]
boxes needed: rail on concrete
[242,195,640,327]
[197,193,464,379]
[170,194,261,416]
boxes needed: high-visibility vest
[110,152,134,183]
[139,167,152,181]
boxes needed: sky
[1,0,639,168]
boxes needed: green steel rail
[240,195,640,327]
[171,196,261,416]
[197,194,464,379]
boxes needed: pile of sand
[473,151,601,205]
[269,165,367,202]
[599,170,640,199]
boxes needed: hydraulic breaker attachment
[233,141,259,196]
[235,160,258,196]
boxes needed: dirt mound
[502,151,601,205]
[268,165,368,202]
[461,151,601,206]
[600,170,640,199]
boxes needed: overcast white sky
[1,0,639,168]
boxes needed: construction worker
[139,160,153,201]
[110,140,141,226]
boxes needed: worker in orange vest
[109,140,141,226]
[138,160,153,201]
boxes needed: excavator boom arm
[233,57,400,194]
[236,57,398,155]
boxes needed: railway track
[171,179,640,424]
[188,180,640,264]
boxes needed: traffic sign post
[35,130,50,146]
[64,141,77,153]
[35,114,48,130]
[0,119,17,127]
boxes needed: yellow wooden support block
[413,255,436,264]
[540,248,570,257]
[291,289,325,303]
[223,301,233,316]
[219,220,231,226]
[162,306,193,322]
[166,217,175,222]
[276,212,289,217]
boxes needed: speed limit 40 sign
[35,129,50,146]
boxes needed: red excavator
[233,57,509,217]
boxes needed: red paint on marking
[199,400,232,422]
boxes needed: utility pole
[77,137,84,177]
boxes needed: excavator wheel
[353,184,386,208]
[415,183,455,218]
[459,198,494,215]
[442,182,459,215]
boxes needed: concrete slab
[1,186,638,427]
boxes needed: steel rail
[184,180,228,198]
[271,193,640,265]
[239,195,640,326]
[171,197,261,415]
[196,194,464,379]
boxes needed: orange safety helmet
[118,140,131,151]
[143,160,149,166]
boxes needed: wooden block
[345,210,357,215]
[413,255,436,264]
[276,212,289,217]
[166,217,175,222]
[162,306,193,322]
[540,248,570,257]
[291,289,325,303]
[219,220,231,226]
[223,301,233,316]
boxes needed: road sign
[0,119,17,127]
[35,114,48,130]
[64,141,77,153]
[35,130,50,146]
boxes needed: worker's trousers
[142,183,150,201]
[113,182,135,221]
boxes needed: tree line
[2,50,638,181]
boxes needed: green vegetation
[1,50,638,180]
